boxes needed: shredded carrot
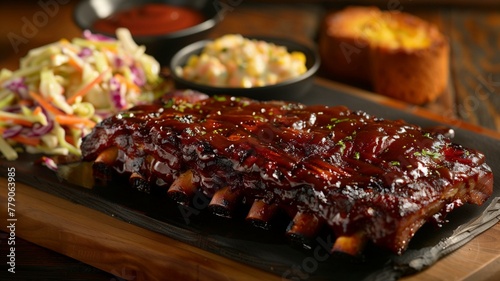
[114,73,141,93]
[67,56,83,72]
[55,114,96,128]
[67,68,110,104]
[18,99,34,107]
[33,106,42,116]
[29,91,65,115]
[0,116,33,127]
[65,134,75,145]
[11,134,40,146]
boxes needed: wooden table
[1,1,499,280]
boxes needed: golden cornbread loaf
[319,6,449,105]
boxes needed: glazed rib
[81,94,494,255]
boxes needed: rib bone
[95,146,118,165]
[332,232,367,256]
[130,172,149,193]
[286,212,324,248]
[167,170,197,205]
[209,186,241,218]
[246,199,278,229]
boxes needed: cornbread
[319,6,449,105]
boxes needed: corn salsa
[175,34,307,88]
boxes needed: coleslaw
[0,28,168,161]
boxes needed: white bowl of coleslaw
[169,34,320,101]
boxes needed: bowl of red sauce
[73,0,220,65]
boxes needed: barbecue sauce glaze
[81,95,493,254]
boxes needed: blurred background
[1,0,499,131]
[0,1,499,279]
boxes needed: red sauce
[92,4,205,36]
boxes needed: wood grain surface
[411,8,500,132]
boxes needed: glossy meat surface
[81,94,493,254]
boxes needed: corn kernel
[187,55,198,67]
[241,77,253,88]
[291,52,306,63]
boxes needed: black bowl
[73,0,220,65]
[169,36,321,101]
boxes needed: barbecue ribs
[81,93,493,255]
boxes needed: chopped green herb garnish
[330,117,352,124]
[163,99,174,109]
[253,115,267,122]
[422,150,441,158]
[337,140,346,153]
[423,132,433,139]
[414,149,441,159]
[213,95,227,102]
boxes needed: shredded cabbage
[0,28,169,160]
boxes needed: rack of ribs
[80,93,493,255]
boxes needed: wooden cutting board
[1,79,500,281]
